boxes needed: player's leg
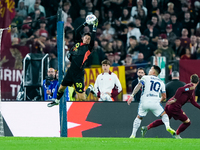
[130,104,147,138]
[151,103,176,136]
[175,111,190,139]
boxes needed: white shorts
[138,101,164,117]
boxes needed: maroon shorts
[165,105,188,122]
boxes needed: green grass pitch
[0,137,200,150]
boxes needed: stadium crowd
[12,0,200,68]
[11,0,200,101]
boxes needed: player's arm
[127,82,142,105]
[190,95,200,109]
[160,92,166,102]
[74,22,88,42]
[88,19,98,51]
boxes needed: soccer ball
[86,14,96,25]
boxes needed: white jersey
[140,75,166,103]
[94,72,122,96]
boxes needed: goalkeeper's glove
[93,19,98,32]
[83,22,88,26]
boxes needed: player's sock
[147,119,164,130]
[176,122,191,135]
[161,114,170,128]
[57,90,64,100]
[131,117,142,137]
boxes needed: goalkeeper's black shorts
[61,68,84,93]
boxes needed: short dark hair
[83,32,91,37]
[190,74,199,83]
[138,67,145,73]
[127,22,136,28]
[101,60,111,66]
[153,65,161,75]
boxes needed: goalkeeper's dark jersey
[68,24,95,72]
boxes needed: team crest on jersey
[73,43,80,51]
[185,88,189,91]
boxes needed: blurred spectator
[177,3,189,22]
[112,52,122,66]
[100,21,115,41]
[131,67,145,102]
[172,37,185,60]
[28,0,46,16]
[43,68,58,101]
[104,9,115,25]
[170,13,183,37]
[135,53,148,68]
[165,71,186,100]
[49,50,58,70]
[166,24,177,47]
[180,28,191,49]
[112,39,126,60]
[119,7,134,25]
[29,9,45,30]
[124,54,133,66]
[197,48,200,59]
[93,9,103,28]
[135,17,145,34]
[148,0,159,18]
[104,41,114,54]
[106,53,114,66]
[85,1,94,15]
[19,24,34,45]
[73,8,86,29]
[154,38,175,60]
[62,1,71,23]
[182,11,195,36]
[180,47,192,60]
[16,0,28,19]
[151,14,161,32]
[190,35,198,55]
[167,2,175,14]
[112,19,128,45]
[127,36,139,60]
[135,35,156,61]
[127,22,141,46]
[11,23,19,42]
[160,11,171,33]
[136,8,148,26]
[131,0,148,17]
[64,16,74,30]
[86,40,105,68]
[143,20,159,45]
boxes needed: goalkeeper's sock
[56,90,64,100]
[131,117,142,137]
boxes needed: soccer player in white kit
[127,65,176,138]
[89,60,122,101]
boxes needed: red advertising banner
[179,60,200,83]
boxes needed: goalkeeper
[48,16,98,107]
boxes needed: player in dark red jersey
[141,74,200,139]
[48,17,98,107]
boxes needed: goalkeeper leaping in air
[48,15,98,107]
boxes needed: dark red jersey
[168,83,200,110]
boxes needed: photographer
[43,68,58,101]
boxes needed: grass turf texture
[0,137,200,150]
